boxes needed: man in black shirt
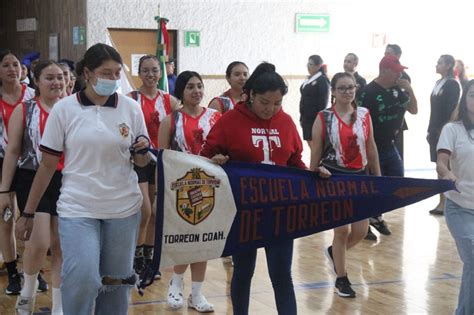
[358,55,418,240]
[343,53,367,99]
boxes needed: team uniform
[39,90,148,314]
[318,107,372,174]
[170,108,221,155]
[14,97,64,215]
[129,90,172,183]
[201,102,305,315]
[208,89,237,114]
[0,84,35,159]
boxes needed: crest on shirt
[118,123,130,138]
[170,168,220,225]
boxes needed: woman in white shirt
[437,79,474,315]
[15,43,151,315]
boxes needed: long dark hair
[138,54,159,74]
[76,43,122,77]
[225,61,248,78]
[330,72,357,123]
[174,71,203,101]
[454,79,474,135]
[242,62,287,103]
[33,60,61,96]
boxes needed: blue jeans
[58,212,140,315]
[231,240,296,315]
[378,143,404,177]
[445,199,474,315]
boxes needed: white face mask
[92,78,120,96]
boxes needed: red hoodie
[201,102,306,169]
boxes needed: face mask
[91,78,120,96]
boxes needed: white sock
[191,281,203,297]
[20,272,39,298]
[170,273,184,289]
[51,287,63,314]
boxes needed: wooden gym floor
[0,170,462,314]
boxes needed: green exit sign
[185,30,200,47]
[296,14,330,33]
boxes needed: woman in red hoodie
[201,62,329,315]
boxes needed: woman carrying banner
[0,49,36,295]
[208,61,249,114]
[201,62,330,315]
[14,43,150,314]
[309,72,381,298]
[0,60,65,314]
[127,55,179,277]
[436,79,474,314]
[158,71,221,313]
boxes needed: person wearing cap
[427,54,461,216]
[357,55,418,240]
[166,58,177,95]
[22,52,40,89]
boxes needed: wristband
[21,212,35,218]
[0,190,13,194]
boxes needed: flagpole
[155,5,169,92]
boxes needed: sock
[51,287,63,314]
[21,272,39,298]
[135,245,144,258]
[143,245,154,261]
[170,272,184,288]
[5,260,18,277]
[191,281,203,298]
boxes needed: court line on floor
[128,272,461,307]
[31,273,461,313]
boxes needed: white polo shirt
[40,91,148,218]
[437,121,474,210]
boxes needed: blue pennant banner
[140,149,455,289]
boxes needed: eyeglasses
[336,85,356,93]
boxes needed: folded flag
[139,149,455,289]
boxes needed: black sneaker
[134,256,146,276]
[429,208,444,216]
[335,276,356,298]
[325,246,336,274]
[5,273,22,295]
[37,272,48,292]
[370,218,391,235]
[365,226,377,241]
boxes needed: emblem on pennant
[171,168,220,225]
[119,123,130,138]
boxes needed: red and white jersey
[319,106,371,172]
[19,97,64,171]
[0,84,35,156]
[208,89,237,114]
[170,108,221,155]
[130,90,172,148]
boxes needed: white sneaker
[188,293,214,313]
[16,295,35,315]
[167,280,184,310]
